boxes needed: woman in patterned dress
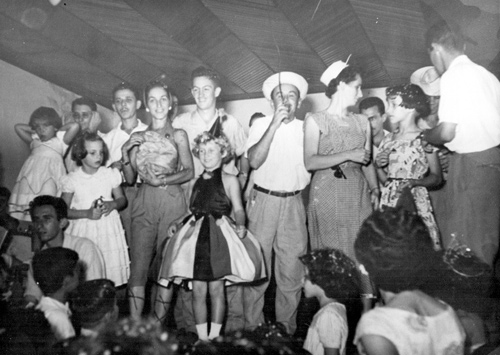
[376,84,442,250]
[304,60,379,278]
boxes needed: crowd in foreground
[1,20,500,355]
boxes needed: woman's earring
[146,108,150,112]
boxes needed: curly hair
[354,208,441,293]
[192,131,234,164]
[386,84,431,119]
[29,107,62,130]
[29,195,68,220]
[300,248,360,301]
[325,65,362,99]
[71,131,109,167]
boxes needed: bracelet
[121,159,130,167]
[235,225,246,232]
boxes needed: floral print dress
[378,133,441,249]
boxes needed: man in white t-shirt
[242,72,311,335]
[422,21,500,265]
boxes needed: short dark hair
[325,65,362,99]
[32,247,79,295]
[386,84,430,119]
[71,132,109,167]
[425,20,465,53]
[29,107,62,130]
[72,97,97,112]
[191,66,221,88]
[112,82,140,102]
[354,208,440,293]
[72,279,116,327]
[29,195,68,220]
[359,97,385,115]
[300,248,360,301]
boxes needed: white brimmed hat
[262,72,308,101]
[410,66,441,96]
[320,56,351,86]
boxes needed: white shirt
[35,296,75,341]
[246,116,310,191]
[173,108,247,176]
[102,119,148,166]
[25,234,106,301]
[303,302,348,355]
[439,55,500,153]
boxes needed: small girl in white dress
[300,248,361,355]
[10,107,80,221]
[61,132,130,286]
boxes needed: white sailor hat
[410,66,441,96]
[262,72,308,101]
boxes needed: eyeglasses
[72,112,92,121]
[332,165,347,179]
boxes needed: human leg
[128,185,158,317]
[208,280,225,339]
[242,190,279,330]
[152,284,173,325]
[193,280,208,340]
[273,193,307,335]
[120,185,139,245]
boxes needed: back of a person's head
[425,20,465,53]
[32,247,79,295]
[71,279,117,329]
[355,208,440,293]
[66,317,177,355]
[359,96,385,115]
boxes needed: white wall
[0,59,115,190]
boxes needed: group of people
[1,20,500,355]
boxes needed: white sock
[195,323,208,341]
[208,322,222,340]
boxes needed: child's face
[32,118,56,142]
[361,106,386,137]
[147,87,170,120]
[302,269,321,299]
[199,140,224,171]
[82,140,105,170]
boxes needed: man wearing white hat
[423,21,500,266]
[410,66,441,129]
[242,71,310,334]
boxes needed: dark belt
[121,182,143,188]
[254,184,301,198]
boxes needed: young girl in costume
[300,248,360,355]
[61,132,130,286]
[10,107,80,221]
[158,132,265,341]
[376,84,442,249]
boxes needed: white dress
[9,132,67,221]
[303,302,348,355]
[60,167,130,286]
